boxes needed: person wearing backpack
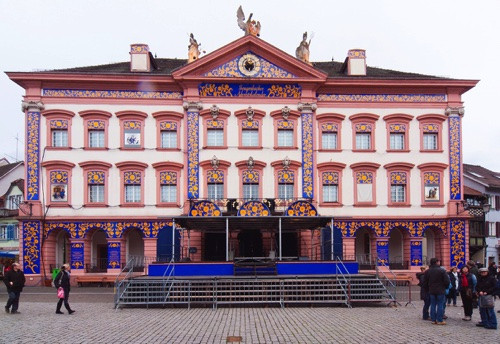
[53,264,75,315]
[423,258,450,325]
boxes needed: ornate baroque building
[7,34,477,284]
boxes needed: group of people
[4,262,74,315]
[417,259,499,330]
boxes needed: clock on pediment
[238,53,261,77]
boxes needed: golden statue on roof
[237,6,261,37]
[296,32,313,65]
[188,33,201,63]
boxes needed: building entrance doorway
[204,232,226,261]
[281,232,298,258]
[238,230,263,258]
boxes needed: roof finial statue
[188,33,201,63]
[237,6,261,37]
[295,32,313,65]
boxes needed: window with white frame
[207,170,224,200]
[354,123,373,150]
[7,195,22,210]
[277,120,294,147]
[322,172,339,202]
[87,120,105,148]
[390,172,407,203]
[423,133,438,150]
[390,133,405,150]
[87,171,105,203]
[277,170,294,199]
[123,121,141,148]
[242,170,260,200]
[488,222,495,237]
[160,171,177,203]
[0,224,18,240]
[160,122,178,148]
[242,129,259,147]
[52,130,68,147]
[124,171,141,203]
[206,119,224,147]
[321,123,338,149]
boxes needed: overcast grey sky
[1,0,499,171]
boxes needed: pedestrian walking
[416,265,431,321]
[476,267,497,329]
[423,258,450,325]
[54,264,75,315]
[459,265,476,321]
[3,262,26,314]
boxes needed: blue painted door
[156,227,180,262]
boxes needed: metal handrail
[334,257,351,307]
[375,261,398,304]
[114,257,136,308]
[162,257,176,304]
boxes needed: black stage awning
[172,216,332,232]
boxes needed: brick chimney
[346,49,366,76]
[130,44,151,72]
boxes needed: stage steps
[114,274,394,309]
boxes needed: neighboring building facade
[7,34,478,284]
[464,164,500,266]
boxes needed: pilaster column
[445,107,464,201]
[376,239,389,266]
[70,240,85,273]
[21,220,42,275]
[342,237,355,261]
[410,239,423,267]
[183,101,203,199]
[297,102,317,199]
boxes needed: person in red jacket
[4,262,26,314]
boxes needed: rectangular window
[52,130,68,147]
[423,133,438,150]
[390,133,405,150]
[322,184,338,202]
[242,129,259,147]
[0,225,17,240]
[356,133,371,150]
[207,183,223,200]
[277,129,293,147]
[488,222,495,237]
[89,184,104,203]
[7,195,22,210]
[161,131,177,148]
[278,184,294,199]
[125,185,141,203]
[243,183,259,200]
[322,132,337,149]
[207,129,224,146]
[89,130,105,148]
[391,185,405,202]
[160,185,177,203]
[124,130,141,148]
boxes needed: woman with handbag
[53,264,75,315]
[476,267,497,329]
[458,265,476,321]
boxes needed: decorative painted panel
[301,112,313,199]
[348,50,366,58]
[449,219,466,268]
[189,201,221,217]
[278,170,294,183]
[206,119,224,129]
[204,53,295,78]
[334,220,447,238]
[242,170,259,183]
[160,172,177,185]
[107,242,121,269]
[424,172,440,184]
[390,172,407,184]
[207,170,224,183]
[130,44,149,53]
[50,171,68,184]
[124,171,141,184]
[187,111,199,199]
[87,120,105,129]
[410,241,423,266]
[43,89,183,99]
[88,171,105,184]
[238,201,270,216]
[422,124,439,133]
[322,172,339,185]
[49,119,68,129]
[23,221,41,274]
[159,121,177,130]
[26,111,40,201]
[321,123,338,132]
[389,124,406,132]
[285,201,317,216]
[70,243,84,269]
[376,240,389,266]
[242,120,259,129]
[356,172,373,184]
[199,83,301,98]
[124,121,141,130]
[449,116,461,200]
[355,123,372,132]
[277,120,294,129]
[317,93,447,103]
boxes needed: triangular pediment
[172,35,327,81]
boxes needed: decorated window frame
[116,161,148,207]
[235,159,267,200]
[384,162,414,207]
[79,161,112,207]
[42,110,75,149]
[383,114,413,152]
[79,110,112,150]
[199,159,231,201]
[270,109,300,150]
[316,113,345,151]
[350,162,380,207]
[41,160,75,207]
[417,162,447,207]
[317,162,346,207]
[271,160,301,201]
[349,113,379,152]
[234,108,265,149]
[152,161,183,207]
[200,108,230,149]
[417,114,446,152]
[152,111,183,151]
[116,111,148,150]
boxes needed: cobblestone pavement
[0,286,498,343]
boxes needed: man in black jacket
[3,262,26,314]
[423,258,450,325]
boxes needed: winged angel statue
[237,6,261,37]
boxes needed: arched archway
[422,227,444,265]
[124,227,144,270]
[355,227,375,268]
[90,230,107,272]
[43,228,70,278]
[388,227,409,269]
[55,230,70,267]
